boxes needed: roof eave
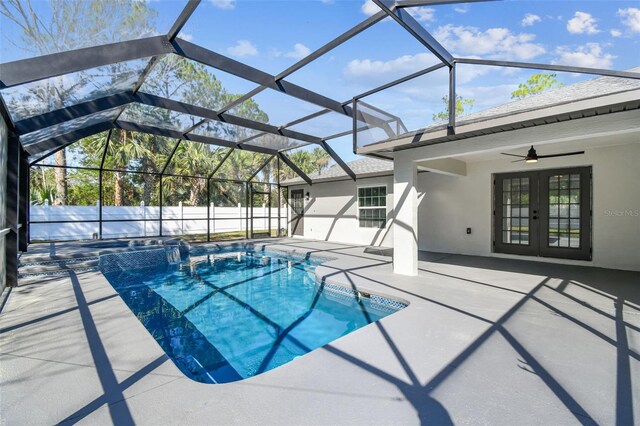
[358,89,640,154]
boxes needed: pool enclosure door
[494,167,591,260]
[290,189,304,236]
[250,184,271,238]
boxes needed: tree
[277,148,332,182]
[1,0,157,205]
[310,148,331,174]
[511,73,564,100]
[107,131,152,206]
[30,166,56,205]
[164,142,220,206]
[432,95,475,122]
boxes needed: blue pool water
[102,247,405,383]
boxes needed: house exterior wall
[286,142,639,272]
[418,142,640,272]
[287,175,394,247]
[0,115,7,291]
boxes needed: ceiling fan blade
[511,159,526,163]
[501,153,526,158]
[537,151,585,159]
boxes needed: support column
[393,150,418,276]
[6,135,19,286]
[18,147,29,251]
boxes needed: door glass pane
[291,192,303,214]
[501,177,529,245]
[548,173,580,248]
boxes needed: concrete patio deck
[1,239,638,425]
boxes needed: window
[358,186,386,228]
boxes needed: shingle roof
[450,67,640,125]
[284,68,640,184]
[282,156,393,185]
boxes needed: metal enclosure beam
[320,141,356,181]
[161,139,182,175]
[278,152,312,186]
[189,133,274,155]
[206,176,211,242]
[355,63,447,100]
[0,36,173,88]
[135,92,323,144]
[24,121,114,156]
[172,38,392,132]
[212,6,387,117]
[5,134,20,287]
[98,130,112,239]
[14,93,135,134]
[455,58,640,80]
[115,120,277,155]
[249,155,275,181]
[12,92,322,147]
[208,148,234,179]
[0,96,15,133]
[130,0,202,95]
[448,63,456,132]
[18,148,29,252]
[276,11,387,81]
[167,0,201,41]
[373,0,454,66]
[396,0,498,7]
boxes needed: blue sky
[1,0,639,163]
[180,0,640,162]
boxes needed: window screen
[357,186,386,229]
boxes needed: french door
[494,167,591,260]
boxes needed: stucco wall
[418,142,640,271]
[288,175,394,247]
[0,114,8,291]
[286,142,639,271]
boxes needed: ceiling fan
[501,145,585,163]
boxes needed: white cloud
[319,0,335,3]
[553,43,615,69]
[285,43,311,60]
[227,40,258,57]
[408,7,435,23]
[567,11,600,34]
[618,8,640,32]
[433,25,545,60]
[343,52,489,87]
[177,32,193,42]
[210,0,235,10]
[521,13,541,27]
[345,53,437,80]
[361,0,380,16]
[610,29,622,37]
[454,6,468,14]
[362,0,434,22]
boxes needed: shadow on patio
[269,241,638,425]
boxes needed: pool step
[18,257,99,280]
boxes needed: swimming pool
[102,246,405,384]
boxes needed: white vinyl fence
[30,201,287,241]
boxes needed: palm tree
[166,142,219,206]
[108,130,152,206]
[310,147,331,174]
